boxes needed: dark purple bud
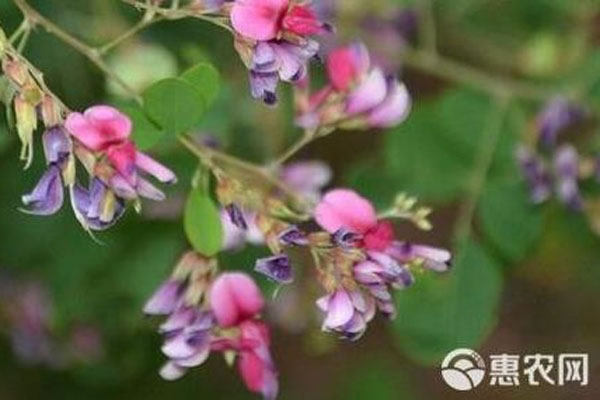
[537,98,584,147]
[333,228,362,249]
[255,254,293,284]
[21,165,64,216]
[516,146,552,204]
[278,226,309,246]
[554,145,582,211]
[42,126,71,165]
[225,203,248,230]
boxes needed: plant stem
[13,0,143,104]
[453,94,511,244]
[271,129,316,167]
[97,14,162,55]
[403,48,556,101]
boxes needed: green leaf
[184,188,223,256]
[392,240,503,365]
[478,181,543,262]
[181,62,221,108]
[121,104,164,150]
[384,90,492,202]
[142,77,205,134]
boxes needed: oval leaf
[143,78,205,134]
[181,62,220,108]
[184,188,223,256]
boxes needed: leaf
[384,90,492,202]
[478,181,543,262]
[181,62,221,108]
[184,188,223,256]
[392,240,503,365]
[120,104,164,150]
[142,78,205,134]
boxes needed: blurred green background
[1,0,600,399]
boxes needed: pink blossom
[210,273,265,327]
[231,0,328,41]
[65,105,131,151]
[315,189,378,236]
[237,320,278,400]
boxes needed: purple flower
[248,40,320,105]
[385,242,452,272]
[255,254,293,284]
[316,289,376,341]
[332,228,362,249]
[537,98,584,147]
[225,203,249,230]
[159,309,214,380]
[279,160,332,202]
[21,165,64,216]
[21,127,71,216]
[72,178,126,231]
[554,145,582,210]
[144,280,185,315]
[278,226,308,246]
[516,146,552,204]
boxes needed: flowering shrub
[2,0,599,399]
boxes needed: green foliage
[181,63,221,108]
[121,104,165,150]
[184,187,223,256]
[392,240,503,365]
[143,77,206,134]
[478,181,543,262]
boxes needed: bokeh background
[1,0,600,399]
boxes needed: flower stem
[270,129,316,168]
[13,0,143,105]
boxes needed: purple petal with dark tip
[21,165,64,216]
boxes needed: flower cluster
[517,97,594,212]
[296,42,411,131]
[214,0,331,104]
[144,253,278,399]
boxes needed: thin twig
[13,0,143,104]
[453,93,511,244]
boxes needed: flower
[65,105,177,202]
[21,127,71,216]
[72,178,126,231]
[516,146,552,204]
[210,272,265,327]
[221,160,331,251]
[145,258,279,399]
[536,98,584,147]
[554,145,582,210]
[313,189,450,337]
[231,0,330,104]
[231,0,330,41]
[255,254,293,284]
[247,39,320,104]
[316,289,375,340]
[296,42,411,130]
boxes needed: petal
[42,127,71,165]
[135,151,177,183]
[174,345,210,368]
[65,106,131,151]
[315,189,377,234]
[159,362,187,381]
[280,160,332,201]
[158,306,196,333]
[282,5,329,36]
[107,140,138,185]
[255,254,293,284]
[143,280,183,315]
[231,0,289,41]
[161,332,196,359]
[21,166,64,216]
[323,290,354,329]
[327,46,360,91]
[210,273,265,328]
[346,68,388,115]
[136,177,166,201]
[221,209,248,251]
[109,174,138,200]
[368,81,411,128]
[249,71,279,105]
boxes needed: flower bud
[14,94,38,168]
[2,58,30,87]
[40,95,63,127]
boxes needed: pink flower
[65,105,176,202]
[297,43,411,130]
[65,105,131,151]
[237,320,278,400]
[210,273,265,327]
[231,0,329,41]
